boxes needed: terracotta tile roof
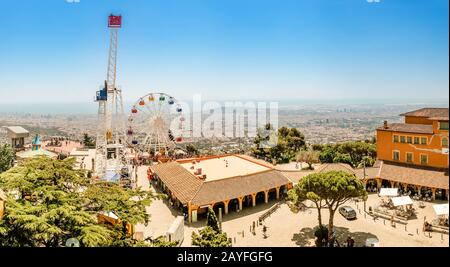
[373,160,382,168]
[428,117,449,121]
[150,162,203,204]
[354,167,380,180]
[280,164,380,182]
[315,163,356,175]
[400,108,449,119]
[378,161,449,190]
[190,170,290,206]
[376,123,433,134]
[279,170,314,183]
[314,163,380,180]
[151,161,290,206]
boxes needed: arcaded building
[149,154,292,222]
[375,108,449,200]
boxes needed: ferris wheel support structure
[94,15,129,180]
[127,92,186,158]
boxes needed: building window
[407,136,412,144]
[421,137,427,145]
[414,137,419,144]
[400,136,406,143]
[443,137,449,148]
[406,152,413,163]
[393,135,399,143]
[440,122,449,130]
[393,151,400,161]
[420,154,428,165]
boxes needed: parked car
[339,206,357,220]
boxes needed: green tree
[286,128,306,154]
[278,127,290,138]
[0,156,154,247]
[332,153,352,165]
[83,133,96,148]
[317,171,367,241]
[0,144,14,173]
[318,147,336,163]
[288,171,366,245]
[311,144,324,152]
[150,236,179,247]
[252,125,305,163]
[206,207,220,232]
[288,173,327,228]
[185,144,199,156]
[318,141,377,168]
[358,155,376,169]
[296,150,320,170]
[191,226,231,247]
[83,181,152,238]
[191,208,231,247]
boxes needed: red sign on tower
[108,15,122,28]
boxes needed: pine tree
[0,156,154,247]
[191,226,231,247]
[206,207,220,232]
[82,133,96,148]
[0,144,14,173]
[191,207,231,247]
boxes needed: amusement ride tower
[94,15,129,182]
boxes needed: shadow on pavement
[292,226,378,247]
[291,227,315,246]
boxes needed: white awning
[391,196,413,207]
[379,188,398,197]
[433,204,449,216]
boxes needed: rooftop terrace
[179,155,272,182]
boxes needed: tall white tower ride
[94,15,129,182]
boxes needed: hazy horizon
[0,98,448,115]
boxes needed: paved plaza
[135,165,449,247]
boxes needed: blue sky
[0,0,448,103]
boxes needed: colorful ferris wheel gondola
[127,92,186,157]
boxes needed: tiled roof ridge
[376,123,433,134]
[381,160,449,173]
[189,180,206,205]
[316,162,356,174]
[151,161,205,204]
[400,107,449,118]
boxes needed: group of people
[366,185,377,193]
[346,236,355,247]
[319,235,355,247]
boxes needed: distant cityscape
[2,103,447,152]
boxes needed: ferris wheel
[127,93,185,157]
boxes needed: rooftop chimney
[383,120,388,129]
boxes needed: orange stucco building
[377,108,448,168]
[374,108,449,200]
